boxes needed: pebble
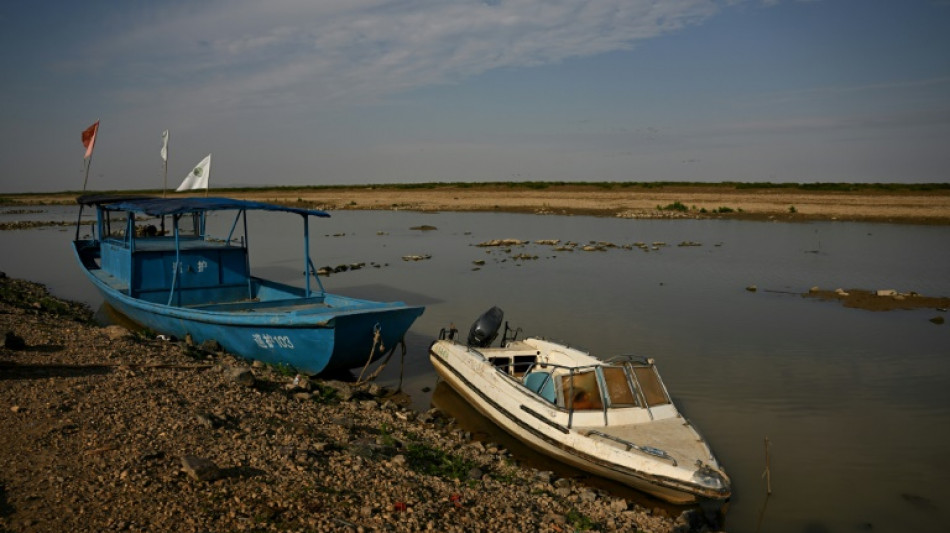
[180,455,221,482]
[228,367,256,387]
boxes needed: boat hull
[71,196,425,374]
[77,246,423,374]
[429,341,730,505]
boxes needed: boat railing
[437,325,460,341]
[604,353,654,366]
[464,343,671,428]
[583,429,678,467]
[306,257,327,297]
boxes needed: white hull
[429,338,730,505]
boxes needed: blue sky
[1,0,948,193]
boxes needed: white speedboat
[428,307,731,505]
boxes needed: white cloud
[91,0,721,110]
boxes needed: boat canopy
[76,195,330,219]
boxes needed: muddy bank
[0,275,720,532]
[802,287,950,316]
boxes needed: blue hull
[75,243,423,374]
[71,195,424,375]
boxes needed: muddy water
[3,205,949,532]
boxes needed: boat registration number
[251,333,295,350]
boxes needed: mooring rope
[355,324,383,384]
[357,337,406,387]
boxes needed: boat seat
[523,371,556,403]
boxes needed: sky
[1,0,948,194]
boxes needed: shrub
[660,201,688,212]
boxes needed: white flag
[177,154,211,191]
[160,130,169,162]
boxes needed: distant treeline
[3,181,949,200]
[194,181,950,193]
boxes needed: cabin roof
[76,195,330,218]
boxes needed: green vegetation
[516,181,551,190]
[310,383,340,405]
[565,508,600,531]
[35,296,73,315]
[489,466,521,485]
[0,278,92,321]
[377,423,397,447]
[405,441,479,481]
[5,181,948,199]
[659,201,688,212]
[730,181,950,192]
[270,362,297,377]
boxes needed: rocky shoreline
[0,274,722,533]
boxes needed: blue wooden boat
[72,195,424,374]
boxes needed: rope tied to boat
[355,322,407,389]
[356,323,385,383]
[357,338,407,389]
[356,324,382,383]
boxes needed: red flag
[81,121,99,159]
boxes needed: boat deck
[89,266,129,293]
[187,298,332,313]
[582,417,711,465]
[129,238,236,252]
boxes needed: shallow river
[2,205,949,533]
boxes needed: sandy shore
[6,184,950,224]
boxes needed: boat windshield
[631,365,671,407]
[562,370,604,410]
[501,350,672,412]
[602,366,638,406]
[561,366,643,410]
[559,365,671,411]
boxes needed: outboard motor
[467,306,504,347]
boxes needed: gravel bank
[0,274,723,532]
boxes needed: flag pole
[206,152,210,197]
[161,130,169,197]
[81,156,93,193]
